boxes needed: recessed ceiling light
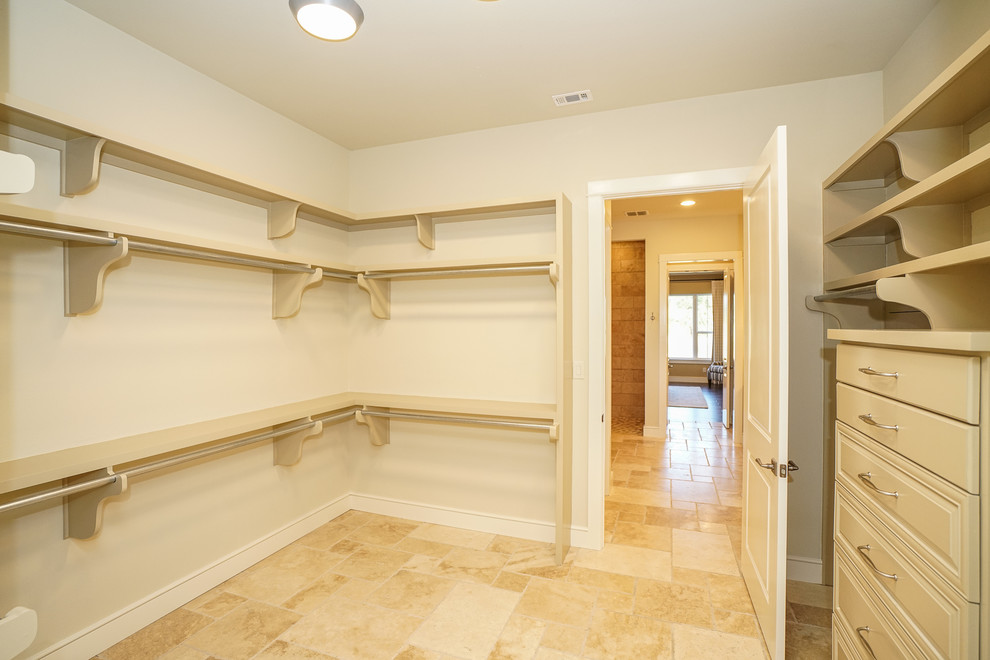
[680,200,696,207]
[289,0,364,41]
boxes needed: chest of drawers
[831,339,987,659]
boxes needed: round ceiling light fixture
[680,200,696,207]
[289,0,364,41]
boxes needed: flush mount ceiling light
[290,0,364,41]
[680,200,696,207]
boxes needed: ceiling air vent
[625,210,648,217]
[552,89,593,107]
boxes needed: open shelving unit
[0,95,573,561]
[819,29,990,330]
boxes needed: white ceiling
[65,0,937,150]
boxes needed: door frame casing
[587,166,750,548]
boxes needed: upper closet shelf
[824,29,990,189]
[0,97,558,245]
[824,142,990,245]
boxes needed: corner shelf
[820,28,990,331]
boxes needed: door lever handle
[753,457,777,472]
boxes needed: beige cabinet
[817,27,990,660]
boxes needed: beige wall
[882,0,990,120]
[610,241,646,421]
[0,0,928,654]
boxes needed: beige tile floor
[95,418,832,660]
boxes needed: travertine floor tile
[566,566,636,594]
[634,580,712,627]
[672,624,766,659]
[331,543,413,581]
[573,544,672,581]
[347,517,419,546]
[409,582,520,659]
[431,546,507,584]
[365,569,456,617]
[157,645,210,660]
[409,523,495,550]
[502,546,571,579]
[584,610,673,660]
[670,479,720,505]
[253,640,335,659]
[672,528,740,576]
[514,578,597,627]
[281,572,349,613]
[611,521,672,551]
[540,622,586,655]
[222,545,342,604]
[280,597,421,659]
[488,613,546,660]
[185,601,299,660]
[103,608,212,660]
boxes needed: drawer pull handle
[858,472,898,498]
[856,544,898,581]
[856,626,878,659]
[858,366,899,378]
[858,413,899,431]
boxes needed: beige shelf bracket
[415,213,435,249]
[547,423,559,442]
[272,268,323,319]
[804,296,883,329]
[63,468,128,540]
[548,262,559,287]
[877,268,990,330]
[886,127,964,184]
[61,136,107,197]
[64,236,129,316]
[268,200,302,239]
[357,273,391,319]
[355,408,390,446]
[272,417,324,466]
[886,205,967,258]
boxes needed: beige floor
[96,419,832,660]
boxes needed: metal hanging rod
[362,263,553,280]
[812,284,878,302]
[0,218,357,279]
[0,411,362,515]
[358,409,556,432]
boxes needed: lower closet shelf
[0,392,570,560]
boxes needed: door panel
[722,270,734,427]
[741,126,789,659]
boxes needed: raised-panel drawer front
[835,485,979,659]
[836,422,980,599]
[834,550,925,659]
[833,618,867,660]
[836,383,980,493]
[836,344,980,424]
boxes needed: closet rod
[359,409,555,432]
[362,263,553,280]
[0,414,344,515]
[0,218,357,279]
[812,284,878,302]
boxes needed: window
[668,293,713,359]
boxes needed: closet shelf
[824,142,990,245]
[0,393,560,544]
[1,96,558,242]
[824,240,990,291]
[823,29,990,189]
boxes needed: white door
[722,269,734,428]
[740,126,790,658]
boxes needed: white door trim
[586,166,750,548]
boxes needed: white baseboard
[786,555,823,583]
[36,495,352,660]
[348,493,596,551]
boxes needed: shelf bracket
[61,136,107,197]
[877,268,990,330]
[273,417,324,466]
[63,468,128,540]
[415,214,435,250]
[64,236,129,316]
[357,273,390,319]
[272,268,323,319]
[886,205,967,257]
[548,262,560,287]
[886,127,964,183]
[355,408,390,446]
[268,201,302,239]
[548,423,559,442]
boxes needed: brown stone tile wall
[611,241,646,422]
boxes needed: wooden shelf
[824,240,990,291]
[827,329,990,353]
[824,29,990,189]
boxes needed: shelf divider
[876,267,990,330]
